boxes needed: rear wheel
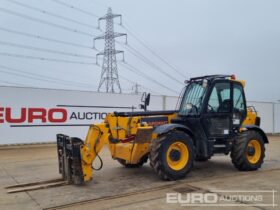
[231,130,265,171]
[149,131,194,180]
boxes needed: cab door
[202,81,233,138]
[232,83,247,130]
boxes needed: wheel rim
[246,139,261,164]
[167,141,189,171]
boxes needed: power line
[0,40,95,59]
[123,62,180,94]
[0,1,181,94]
[82,0,185,78]
[118,74,160,95]
[0,77,94,90]
[0,27,93,49]
[0,43,162,93]
[119,62,179,94]
[0,7,95,37]
[0,64,96,89]
[140,86,161,95]
[0,79,28,87]
[0,67,93,88]
[51,2,183,86]
[52,0,100,18]
[30,0,185,83]
[0,70,70,87]
[6,0,99,30]
[86,0,108,10]
[122,23,186,78]
[0,69,90,89]
[118,41,183,85]
[0,65,162,92]
[0,52,97,65]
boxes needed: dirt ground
[0,136,279,210]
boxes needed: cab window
[233,84,246,116]
[207,83,231,113]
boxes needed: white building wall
[274,103,280,133]
[0,86,163,144]
[0,86,278,144]
[165,96,179,110]
[247,101,274,133]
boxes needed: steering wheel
[191,104,199,114]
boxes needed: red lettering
[0,107,67,124]
[6,107,26,123]
[48,108,67,123]
[0,107,4,123]
[28,108,47,123]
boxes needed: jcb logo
[0,107,67,124]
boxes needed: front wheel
[231,130,265,171]
[149,131,194,180]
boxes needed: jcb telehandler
[57,75,268,185]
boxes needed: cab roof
[189,74,234,82]
[185,74,245,87]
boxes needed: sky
[0,0,279,102]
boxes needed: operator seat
[218,99,231,113]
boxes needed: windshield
[179,82,207,116]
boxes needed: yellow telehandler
[57,75,268,185]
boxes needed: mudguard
[241,125,269,143]
[153,123,194,139]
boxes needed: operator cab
[173,75,247,155]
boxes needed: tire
[231,130,265,171]
[117,155,148,168]
[149,131,194,180]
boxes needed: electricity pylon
[94,7,127,93]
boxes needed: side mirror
[140,92,150,111]
[145,93,150,106]
[141,92,146,103]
